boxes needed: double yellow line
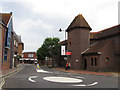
[0,66,25,89]
[0,78,5,89]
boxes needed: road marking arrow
[28,76,38,83]
[72,81,98,87]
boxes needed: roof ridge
[67,14,92,32]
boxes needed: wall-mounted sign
[61,46,66,55]
[65,52,71,55]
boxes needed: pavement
[53,67,119,77]
[0,64,23,78]
[0,64,24,78]
[0,64,25,89]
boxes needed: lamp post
[59,28,66,40]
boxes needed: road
[2,64,118,89]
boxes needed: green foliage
[37,37,60,62]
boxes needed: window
[14,40,16,46]
[69,42,71,46]
[91,57,93,66]
[28,54,34,57]
[16,42,18,47]
[95,57,97,66]
[105,56,109,62]
[4,51,7,61]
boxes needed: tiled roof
[82,39,113,55]
[0,13,12,26]
[90,24,120,39]
[66,14,92,32]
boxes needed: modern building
[0,12,24,70]
[22,52,37,64]
[59,14,120,72]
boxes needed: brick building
[60,14,119,72]
[0,12,24,70]
[22,52,37,64]
[18,35,24,57]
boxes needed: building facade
[0,12,24,70]
[82,25,120,72]
[60,14,120,72]
[22,52,37,64]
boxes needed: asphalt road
[2,64,119,89]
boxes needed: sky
[1,0,119,52]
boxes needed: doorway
[83,58,87,70]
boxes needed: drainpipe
[10,32,14,68]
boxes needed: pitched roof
[66,14,92,32]
[82,39,113,55]
[90,24,120,39]
[0,13,12,26]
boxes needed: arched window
[69,42,71,46]
[95,57,97,66]
[91,57,93,66]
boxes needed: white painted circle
[43,76,83,83]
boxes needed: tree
[37,37,60,66]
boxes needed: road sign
[61,46,66,55]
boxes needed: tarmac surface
[0,64,119,90]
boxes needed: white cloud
[2,0,119,51]
[1,0,25,2]
[13,17,54,51]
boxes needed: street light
[59,28,66,40]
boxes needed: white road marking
[86,82,98,86]
[43,76,83,83]
[28,76,38,83]
[0,78,5,88]
[73,76,85,79]
[72,81,98,87]
[36,69,53,73]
